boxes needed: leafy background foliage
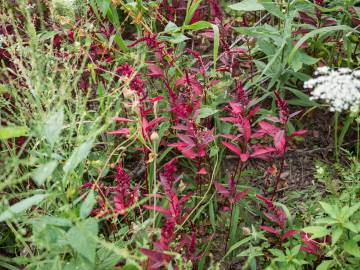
[1,0,360,269]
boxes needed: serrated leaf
[319,202,337,218]
[229,0,265,11]
[0,194,47,222]
[331,227,343,246]
[303,226,329,239]
[0,126,28,140]
[42,108,64,146]
[343,240,360,258]
[197,107,218,121]
[66,219,98,263]
[63,138,95,174]
[316,260,333,270]
[164,22,178,33]
[32,160,58,186]
[80,190,95,219]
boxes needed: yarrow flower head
[304,67,360,112]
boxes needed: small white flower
[304,67,360,112]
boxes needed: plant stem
[334,112,339,162]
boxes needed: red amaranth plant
[81,164,139,217]
[256,194,297,244]
[141,159,199,269]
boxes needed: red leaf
[221,141,249,162]
[289,129,307,138]
[250,146,277,158]
[113,117,134,122]
[214,182,230,195]
[145,117,166,132]
[146,63,164,77]
[258,121,279,136]
[283,229,298,240]
[197,168,207,175]
[143,205,171,216]
[108,128,130,135]
[300,246,316,255]
[274,130,286,155]
[260,226,280,236]
[234,189,249,202]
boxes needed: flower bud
[150,131,159,142]
[242,227,251,236]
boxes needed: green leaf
[211,24,220,69]
[66,219,98,263]
[42,108,64,146]
[319,202,337,218]
[197,107,218,121]
[344,222,358,233]
[343,240,360,258]
[164,22,178,33]
[345,203,360,219]
[166,33,190,44]
[223,237,252,259]
[80,190,96,219]
[114,32,129,52]
[288,25,357,64]
[63,138,95,174]
[303,226,330,239]
[183,0,202,26]
[32,160,58,186]
[0,84,9,94]
[291,51,319,72]
[316,260,333,270]
[0,126,28,140]
[229,0,265,11]
[331,227,343,246]
[183,21,212,31]
[0,194,47,222]
[258,0,284,19]
[269,248,284,257]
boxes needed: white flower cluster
[304,66,360,112]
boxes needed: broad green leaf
[0,126,28,140]
[303,226,330,239]
[319,202,337,218]
[32,160,58,186]
[164,22,178,33]
[0,194,47,222]
[42,108,64,146]
[291,51,319,72]
[343,240,360,258]
[269,249,284,257]
[344,222,358,233]
[63,138,95,174]
[258,0,284,19]
[183,21,212,31]
[66,219,98,263]
[197,107,219,121]
[211,24,219,69]
[80,190,96,219]
[229,0,264,11]
[288,25,357,63]
[316,260,333,270]
[345,203,360,219]
[331,227,343,246]
[166,33,190,44]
